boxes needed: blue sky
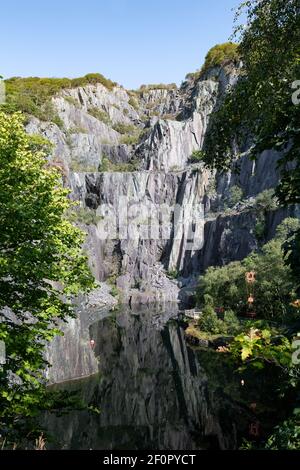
[1,0,240,89]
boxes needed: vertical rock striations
[25,62,296,305]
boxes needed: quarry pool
[43,306,286,450]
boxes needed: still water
[44,306,283,450]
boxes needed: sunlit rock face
[45,285,118,384]
[31,63,299,412]
[44,307,254,450]
[26,62,295,306]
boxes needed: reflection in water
[44,306,278,450]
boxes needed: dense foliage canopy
[0,112,93,445]
[197,218,300,321]
[203,0,300,291]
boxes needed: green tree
[0,112,94,445]
[265,417,300,450]
[223,309,240,334]
[197,218,300,321]
[228,185,243,207]
[198,305,227,335]
[203,0,300,286]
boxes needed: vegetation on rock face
[112,122,137,135]
[201,42,240,74]
[0,73,117,122]
[254,189,279,240]
[197,218,300,321]
[0,112,94,446]
[98,156,139,172]
[185,42,240,83]
[87,107,111,125]
[65,206,102,226]
[227,185,244,207]
[188,149,205,164]
[166,269,179,280]
[202,0,300,290]
[128,96,139,110]
[136,83,177,93]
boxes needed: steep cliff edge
[24,63,296,307]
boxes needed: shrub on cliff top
[201,42,240,74]
[1,73,118,121]
[136,83,177,94]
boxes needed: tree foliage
[204,0,300,174]
[230,327,292,368]
[0,112,94,444]
[197,218,300,320]
[203,0,300,288]
[201,42,240,73]
[0,74,117,122]
[265,416,300,450]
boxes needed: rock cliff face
[30,62,300,386]
[26,63,296,307]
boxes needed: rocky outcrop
[137,86,183,117]
[25,62,297,306]
[138,116,203,171]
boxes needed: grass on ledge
[98,156,139,172]
[185,323,224,342]
[1,73,118,121]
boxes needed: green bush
[197,261,246,312]
[70,161,98,172]
[265,418,300,450]
[167,269,179,279]
[223,310,240,334]
[136,83,177,93]
[254,190,279,240]
[65,207,102,226]
[197,218,300,321]
[110,285,119,298]
[254,219,266,240]
[87,107,111,125]
[68,126,88,134]
[228,185,243,207]
[64,96,80,107]
[201,42,240,74]
[198,306,227,335]
[128,96,139,110]
[27,134,54,153]
[112,122,137,134]
[120,133,141,145]
[189,150,205,163]
[98,156,139,172]
[1,73,117,121]
[185,71,200,81]
[255,189,278,211]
